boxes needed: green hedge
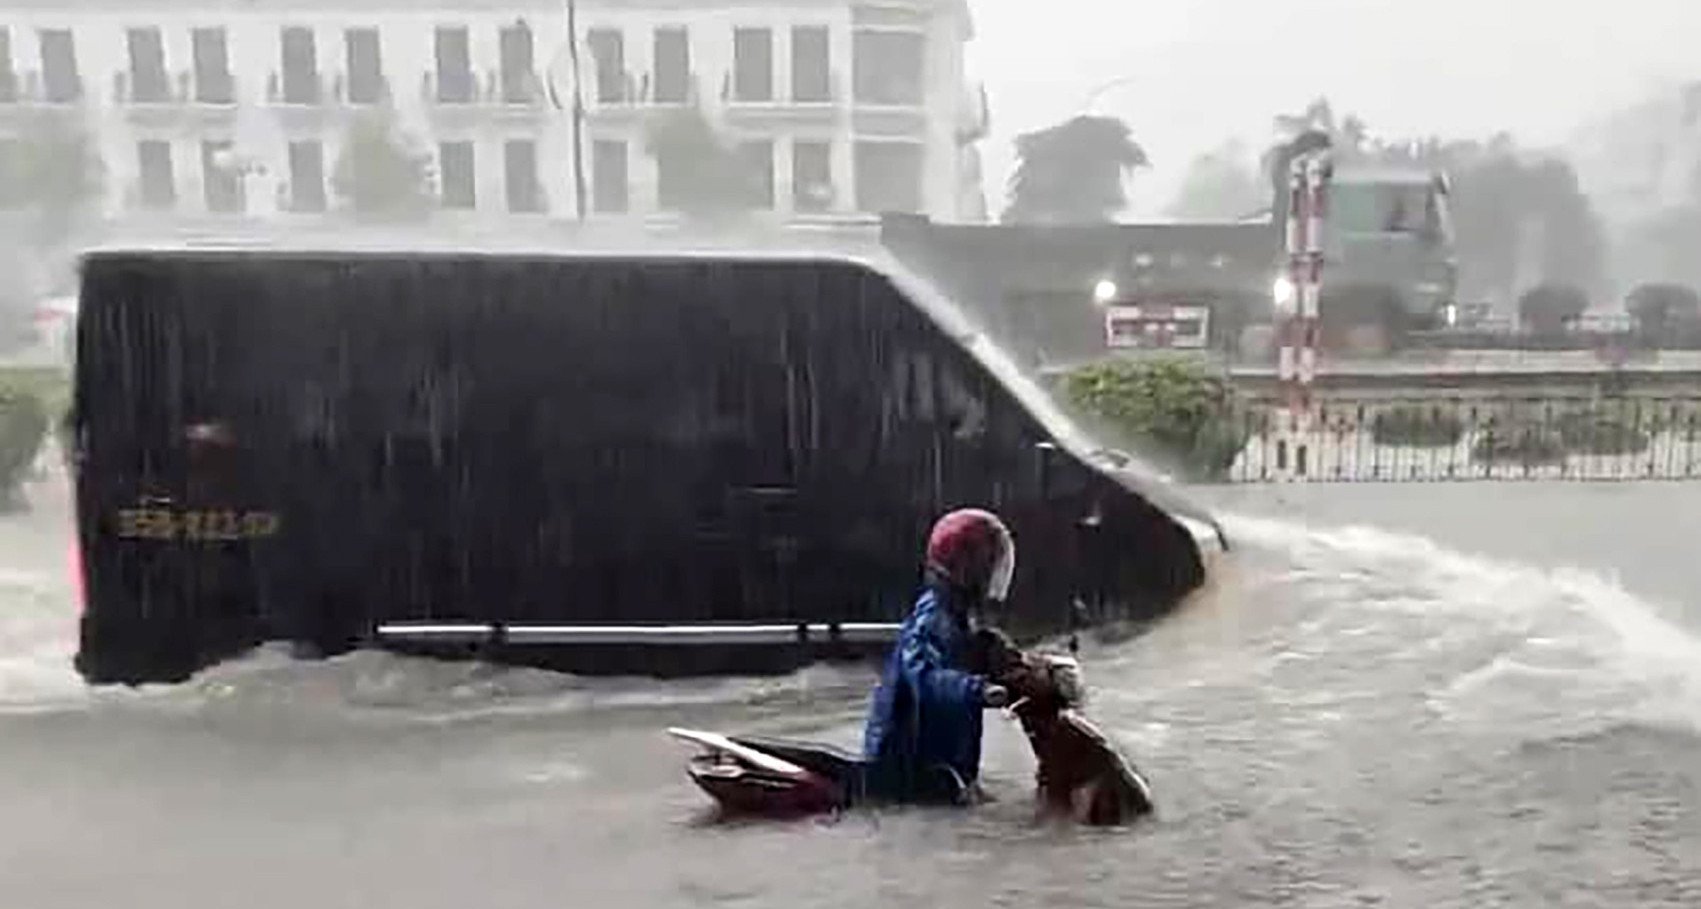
[1371,406,1465,448]
[1471,424,1567,466]
[1059,357,1248,481]
[0,367,68,510]
[1555,411,1651,456]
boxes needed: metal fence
[1225,396,1701,482]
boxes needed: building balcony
[721,72,843,126]
[264,70,339,131]
[421,70,549,125]
[111,70,239,128]
[331,72,393,108]
[583,70,646,124]
[851,98,928,137]
[647,71,702,109]
[0,70,88,123]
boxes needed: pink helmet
[925,508,1015,603]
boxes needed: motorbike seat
[730,735,864,784]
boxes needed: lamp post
[544,0,588,222]
[1079,75,1140,114]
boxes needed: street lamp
[1271,274,1297,312]
[1093,278,1119,304]
[1079,75,1140,114]
[542,0,587,222]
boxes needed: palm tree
[1261,127,1333,222]
[1273,97,1336,142]
[330,107,435,220]
[1166,140,1265,220]
[1002,115,1148,224]
[645,104,758,223]
[5,111,104,251]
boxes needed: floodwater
[2,470,1699,908]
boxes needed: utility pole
[566,0,587,222]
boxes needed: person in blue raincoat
[862,508,1016,805]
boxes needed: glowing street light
[1093,279,1119,304]
[1271,274,1297,312]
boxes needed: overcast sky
[966,0,1701,215]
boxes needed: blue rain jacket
[861,583,987,804]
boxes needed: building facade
[0,0,990,238]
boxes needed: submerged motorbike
[667,628,1153,825]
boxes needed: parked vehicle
[69,246,1223,685]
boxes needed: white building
[0,0,991,240]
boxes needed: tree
[1625,282,1701,341]
[1440,149,1607,306]
[1166,140,1265,220]
[0,111,104,251]
[331,108,435,219]
[1002,115,1148,224]
[1262,127,1332,222]
[1518,283,1589,335]
[1624,207,1701,291]
[645,104,760,223]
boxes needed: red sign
[1104,305,1209,349]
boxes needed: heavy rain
[1,1,1699,906]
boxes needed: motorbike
[666,628,1153,825]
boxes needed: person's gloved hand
[982,683,1010,709]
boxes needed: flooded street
[2,472,1699,907]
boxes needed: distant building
[0,0,990,237]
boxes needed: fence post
[1272,148,1330,481]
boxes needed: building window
[504,139,543,213]
[438,141,475,209]
[0,29,15,103]
[435,27,473,103]
[587,29,625,103]
[498,20,535,103]
[126,28,170,103]
[280,27,319,104]
[854,141,922,214]
[591,139,628,213]
[738,140,774,209]
[39,29,80,103]
[200,140,245,213]
[792,140,832,212]
[137,140,175,209]
[655,145,688,211]
[652,27,690,104]
[287,141,326,212]
[853,30,924,106]
[791,27,830,103]
[191,28,234,104]
[345,28,383,104]
[732,28,773,102]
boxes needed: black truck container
[69,247,1223,685]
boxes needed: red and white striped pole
[1274,148,1329,479]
